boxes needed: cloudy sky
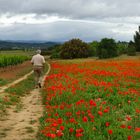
[0,0,140,42]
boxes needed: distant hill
[0,40,61,50]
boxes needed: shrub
[60,39,90,59]
[50,45,62,59]
[117,42,128,55]
[88,41,99,57]
[127,41,136,56]
[97,38,118,59]
[50,52,60,59]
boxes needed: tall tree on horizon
[134,26,140,51]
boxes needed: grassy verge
[0,79,8,86]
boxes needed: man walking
[31,49,45,88]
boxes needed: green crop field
[0,55,29,68]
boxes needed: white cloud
[0,19,136,42]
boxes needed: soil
[0,89,43,140]
[0,61,32,80]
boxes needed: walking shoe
[38,83,41,88]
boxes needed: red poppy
[56,130,63,137]
[69,128,74,133]
[51,123,58,127]
[60,126,65,131]
[105,122,110,127]
[127,126,132,130]
[57,118,63,124]
[50,133,56,138]
[135,127,140,132]
[127,136,132,140]
[126,116,132,121]
[89,99,96,107]
[120,124,126,128]
[104,109,109,113]
[108,129,113,135]
[76,128,84,133]
[69,118,76,123]
[98,111,103,116]
[83,116,88,122]
[76,133,83,137]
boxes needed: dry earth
[0,61,32,80]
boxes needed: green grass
[0,78,8,86]
[5,74,35,96]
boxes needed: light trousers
[33,66,43,85]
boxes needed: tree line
[50,26,140,59]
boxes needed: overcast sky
[0,0,140,42]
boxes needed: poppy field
[39,59,140,140]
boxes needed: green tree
[134,26,140,51]
[50,45,62,59]
[89,41,99,56]
[117,41,128,55]
[97,38,118,59]
[127,41,136,56]
[60,38,90,59]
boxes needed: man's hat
[36,49,41,54]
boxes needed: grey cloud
[0,20,135,41]
[0,0,140,18]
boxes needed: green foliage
[89,41,99,56]
[97,38,118,59]
[60,38,90,59]
[133,26,140,52]
[117,41,128,55]
[127,41,136,56]
[50,45,62,59]
[50,52,60,59]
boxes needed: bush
[127,41,136,56]
[50,52,60,59]
[88,41,99,57]
[97,38,118,59]
[60,39,90,59]
[50,45,62,59]
[117,42,128,55]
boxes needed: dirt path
[0,70,33,93]
[0,63,51,140]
